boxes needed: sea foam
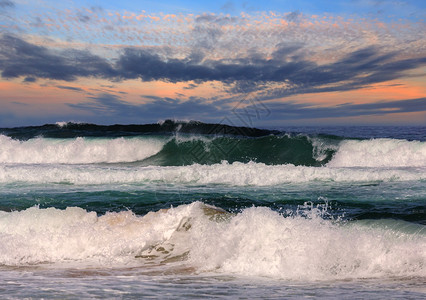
[0,203,424,280]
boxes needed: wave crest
[0,135,165,164]
[328,138,426,167]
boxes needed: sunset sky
[0,0,425,127]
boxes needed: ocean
[0,121,425,299]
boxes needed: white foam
[0,204,196,266]
[0,135,166,164]
[0,203,424,280]
[0,161,424,185]
[55,121,69,128]
[55,121,83,127]
[328,138,426,167]
[187,204,426,280]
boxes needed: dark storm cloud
[0,35,116,81]
[243,97,426,120]
[23,76,36,83]
[113,44,426,93]
[114,45,316,84]
[1,35,425,97]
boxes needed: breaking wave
[0,202,424,280]
[0,134,425,168]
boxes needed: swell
[0,133,340,166]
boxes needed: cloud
[195,13,240,25]
[56,85,85,92]
[285,11,301,22]
[0,35,116,81]
[77,12,91,23]
[23,76,36,83]
[115,44,426,95]
[0,0,14,9]
[1,34,425,99]
[183,83,199,90]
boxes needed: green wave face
[142,134,339,166]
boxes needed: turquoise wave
[141,134,339,166]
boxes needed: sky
[0,0,425,127]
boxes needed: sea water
[0,121,425,299]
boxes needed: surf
[0,202,424,281]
